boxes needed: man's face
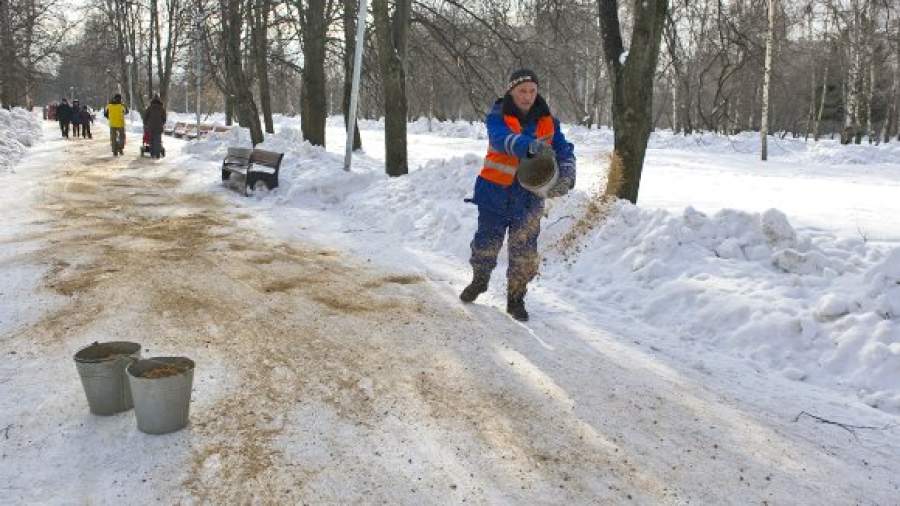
[510,82,537,114]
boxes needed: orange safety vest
[481,114,555,186]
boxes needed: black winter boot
[506,290,529,321]
[460,272,490,303]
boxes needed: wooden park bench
[196,124,214,138]
[221,147,284,196]
[172,122,188,138]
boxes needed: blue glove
[547,159,575,198]
[527,139,553,158]
[546,178,572,198]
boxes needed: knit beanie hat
[507,69,539,92]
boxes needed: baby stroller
[140,128,166,158]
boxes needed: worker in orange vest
[460,69,576,321]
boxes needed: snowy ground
[166,111,900,414]
[1,110,899,503]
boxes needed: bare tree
[598,0,669,204]
[154,0,186,104]
[250,0,274,133]
[219,0,263,144]
[0,0,18,108]
[373,0,410,176]
[1,0,69,109]
[294,0,336,147]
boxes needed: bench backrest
[250,149,284,168]
[213,125,231,132]
[226,147,253,161]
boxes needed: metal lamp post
[343,0,369,171]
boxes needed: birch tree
[761,0,775,160]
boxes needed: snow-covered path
[1,124,899,504]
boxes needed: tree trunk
[252,0,274,133]
[147,0,156,100]
[221,0,262,145]
[150,0,163,100]
[814,62,828,142]
[299,0,328,146]
[843,4,863,144]
[598,0,668,204]
[0,0,17,108]
[373,0,409,177]
[157,0,181,104]
[887,40,900,143]
[670,68,679,133]
[761,0,775,160]
[342,0,362,150]
[865,48,875,144]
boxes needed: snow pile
[182,125,253,156]
[405,118,487,139]
[0,108,42,173]
[260,128,385,206]
[804,139,900,166]
[339,153,480,255]
[539,200,900,412]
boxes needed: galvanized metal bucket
[516,149,559,198]
[127,357,195,435]
[74,341,142,416]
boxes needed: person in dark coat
[57,98,72,138]
[142,95,167,159]
[80,106,94,139]
[70,99,82,138]
[459,69,576,321]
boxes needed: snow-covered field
[2,109,899,502]
[162,111,900,415]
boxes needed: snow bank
[539,200,900,412]
[0,108,42,173]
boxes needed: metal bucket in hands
[516,149,559,198]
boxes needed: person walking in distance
[80,105,94,139]
[459,69,576,321]
[104,94,129,156]
[70,99,82,138]
[56,98,72,139]
[142,95,167,159]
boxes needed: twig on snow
[546,215,575,230]
[793,411,895,439]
